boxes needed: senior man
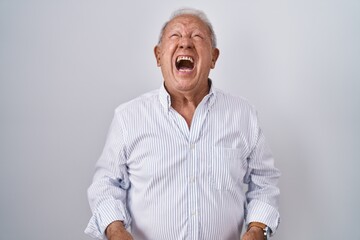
[85,8,280,240]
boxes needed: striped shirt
[85,83,280,240]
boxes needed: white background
[1,0,359,239]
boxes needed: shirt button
[190,176,195,183]
[191,211,196,216]
[190,144,195,150]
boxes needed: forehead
[165,15,210,33]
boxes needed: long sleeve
[84,86,281,239]
[85,111,131,239]
[244,109,281,235]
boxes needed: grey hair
[157,8,217,48]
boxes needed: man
[85,8,280,240]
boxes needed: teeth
[176,56,194,63]
[179,69,192,72]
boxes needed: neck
[165,81,210,128]
[171,85,209,109]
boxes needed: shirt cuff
[245,199,280,236]
[84,200,131,239]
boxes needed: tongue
[178,60,193,71]
[179,66,192,71]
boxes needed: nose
[179,37,194,49]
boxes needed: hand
[241,226,264,240]
[105,221,133,240]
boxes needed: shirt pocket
[209,147,247,191]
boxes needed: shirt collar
[159,83,172,111]
[158,79,217,112]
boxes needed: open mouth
[175,56,194,72]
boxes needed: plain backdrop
[1,0,359,239]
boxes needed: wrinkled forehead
[165,15,211,34]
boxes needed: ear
[210,48,220,69]
[154,45,161,67]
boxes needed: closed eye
[170,33,181,39]
[192,34,203,39]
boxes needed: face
[154,15,219,96]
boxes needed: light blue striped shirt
[85,83,280,240]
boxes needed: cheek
[160,49,172,61]
[199,52,213,66]
[161,47,176,64]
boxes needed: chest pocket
[209,147,248,191]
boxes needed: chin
[174,79,198,91]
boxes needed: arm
[243,110,281,236]
[105,221,133,240]
[85,111,132,239]
[242,226,264,240]
[242,222,269,240]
